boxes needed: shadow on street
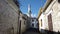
[22,28,40,34]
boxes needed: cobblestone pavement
[22,28,41,34]
[22,28,60,34]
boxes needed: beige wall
[20,13,27,33]
[0,0,19,34]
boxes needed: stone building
[0,0,20,34]
[20,12,29,34]
[38,0,60,32]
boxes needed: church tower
[28,4,31,17]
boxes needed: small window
[41,19,42,27]
[24,21,26,25]
[58,0,60,3]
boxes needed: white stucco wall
[51,1,60,32]
[38,13,46,31]
[43,0,60,32]
[39,0,60,32]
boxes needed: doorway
[48,14,53,31]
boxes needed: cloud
[31,14,37,17]
[26,13,37,17]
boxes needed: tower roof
[28,4,31,17]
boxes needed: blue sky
[18,0,46,17]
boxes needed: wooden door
[48,14,53,31]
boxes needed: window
[24,21,26,25]
[41,19,42,27]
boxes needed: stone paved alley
[22,28,40,34]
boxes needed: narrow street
[0,0,60,34]
[22,28,41,34]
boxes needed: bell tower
[28,4,31,17]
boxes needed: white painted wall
[51,1,60,32]
[38,0,60,32]
[38,13,46,31]
[42,0,60,32]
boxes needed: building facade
[30,18,39,28]
[38,0,60,32]
[20,12,29,34]
[0,0,20,34]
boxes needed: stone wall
[0,0,19,34]
[20,13,27,33]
